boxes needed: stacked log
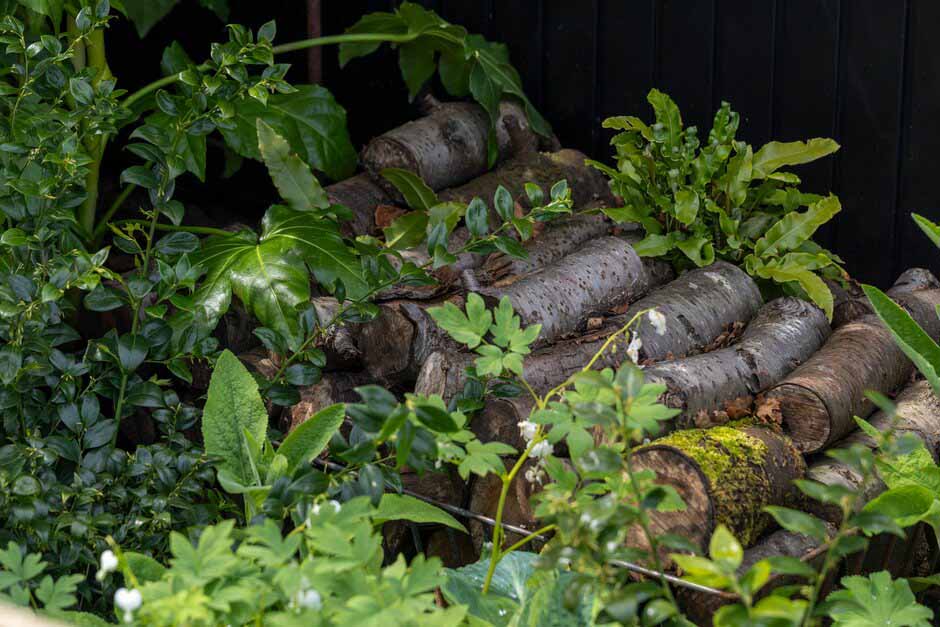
[761,274,940,453]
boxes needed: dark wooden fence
[321,0,940,286]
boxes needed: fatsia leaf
[372,494,467,533]
[257,120,329,212]
[193,208,365,346]
[862,284,940,396]
[753,194,842,257]
[220,85,357,181]
[277,403,345,473]
[202,350,269,486]
[752,138,840,179]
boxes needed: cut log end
[770,383,831,453]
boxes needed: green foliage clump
[591,89,844,318]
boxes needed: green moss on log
[647,425,773,546]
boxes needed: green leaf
[709,525,743,570]
[372,494,467,533]
[202,350,269,487]
[754,262,834,320]
[646,88,683,149]
[383,211,429,250]
[278,403,345,473]
[123,552,166,583]
[193,208,365,345]
[17,0,64,24]
[427,293,492,349]
[380,168,439,211]
[764,506,829,543]
[823,571,933,627]
[633,233,676,257]
[863,485,934,528]
[752,138,840,179]
[257,119,329,212]
[912,213,940,251]
[753,194,842,257]
[220,85,357,181]
[674,189,699,225]
[676,236,715,267]
[121,0,178,37]
[863,284,940,396]
[442,552,537,625]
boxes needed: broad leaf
[278,404,345,473]
[121,0,179,37]
[372,493,467,533]
[752,138,840,179]
[755,262,834,320]
[913,213,940,251]
[823,571,933,627]
[647,88,683,149]
[220,85,357,181]
[257,119,329,212]
[202,350,269,486]
[441,552,538,626]
[380,168,438,211]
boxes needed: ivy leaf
[220,85,357,181]
[822,571,933,627]
[202,350,268,487]
[257,119,329,212]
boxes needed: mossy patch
[650,425,773,546]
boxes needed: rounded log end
[630,446,714,553]
[767,383,831,454]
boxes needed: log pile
[237,102,940,620]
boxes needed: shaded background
[109,0,940,286]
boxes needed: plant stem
[498,524,556,556]
[111,219,234,238]
[77,28,112,238]
[123,32,420,108]
[92,185,135,243]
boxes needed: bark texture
[439,149,615,211]
[764,281,940,453]
[416,261,762,402]
[479,235,670,347]
[326,173,392,237]
[286,371,371,432]
[361,101,540,192]
[630,425,805,553]
[647,297,830,432]
[803,379,940,524]
[828,268,939,328]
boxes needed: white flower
[530,440,553,459]
[647,309,667,336]
[524,465,545,485]
[517,420,538,443]
[626,332,643,364]
[96,550,118,581]
[292,588,322,611]
[114,587,142,623]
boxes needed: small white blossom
[114,587,142,623]
[517,420,538,443]
[292,588,322,611]
[96,550,118,581]
[626,332,643,364]
[647,309,667,336]
[524,465,545,485]
[530,440,553,459]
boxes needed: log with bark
[438,148,615,212]
[416,261,762,403]
[761,274,940,453]
[629,425,805,553]
[803,378,940,524]
[286,371,372,432]
[326,174,393,238]
[828,268,939,328]
[645,297,830,432]
[361,100,543,192]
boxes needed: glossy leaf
[752,138,840,179]
[257,119,329,212]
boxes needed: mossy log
[326,174,392,237]
[763,277,940,453]
[803,379,940,524]
[416,261,762,402]
[479,235,671,348]
[630,425,805,552]
[646,297,830,432]
[438,149,614,212]
[361,100,540,192]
